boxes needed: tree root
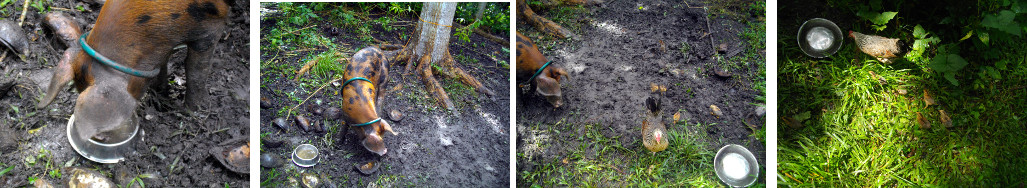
[517,0,578,39]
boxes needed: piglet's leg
[184,32,222,110]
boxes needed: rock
[273,118,288,130]
[389,110,403,121]
[0,20,30,55]
[295,115,311,131]
[355,161,379,175]
[714,68,732,78]
[65,167,115,188]
[440,136,454,146]
[260,153,283,168]
[323,107,341,120]
[311,121,324,132]
[300,173,320,188]
[755,106,766,117]
[717,43,728,54]
[710,105,723,118]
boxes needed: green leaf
[0,166,13,178]
[944,72,959,86]
[858,11,899,26]
[982,10,1022,36]
[960,30,973,41]
[913,25,927,38]
[978,31,990,46]
[996,60,1008,70]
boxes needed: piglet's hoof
[210,137,249,174]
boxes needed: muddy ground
[259,3,510,187]
[516,0,765,185]
[0,0,250,187]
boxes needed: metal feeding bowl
[67,115,142,163]
[798,18,844,58]
[714,144,759,187]
[293,144,319,167]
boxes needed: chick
[643,84,669,154]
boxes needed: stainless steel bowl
[67,115,142,163]
[798,18,844,58]
[714,144,759,187]
[292,144,319,167]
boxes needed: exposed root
[517,0,578,39]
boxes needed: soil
[259,3,510,187]
[516,0,766,184]
[0,0,250,187]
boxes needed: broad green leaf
[913,25,927,38]
[872,25,888,31]
[982,10,1022,36]
[944,72,959,86]
[857,11,899,26]
[996,60,1008,70]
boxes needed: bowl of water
[293,144,319,167]
[798,18,843,58]
[714,144,760,187]
[67,114,142,163]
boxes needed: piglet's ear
[535,76,561,97]
[38,49,80,109]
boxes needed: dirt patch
[259,3,510,187]
[0,0,250,187]
[516,0,765,185]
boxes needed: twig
[19,0,30,26]
[285,76,346,121]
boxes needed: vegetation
[779,0,1027,186]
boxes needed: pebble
[260,98,272,109]
[440,136,454,146]
[260,153,283,168]
[389,110,403,121]
[755,106,766,117]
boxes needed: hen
[643,84,669,154]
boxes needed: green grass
[778,17,1027,186]
[518,122,729,187]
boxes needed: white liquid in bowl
[721,153,750,180]
[806,27,834,50]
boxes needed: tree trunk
[517,0,578,39]
[391,2,495,111]
[475,2,487,22]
